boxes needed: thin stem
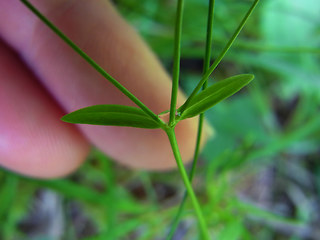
[169,0,184,125]
[20,0,161,124]
[166,0,214,238]
[179,0,260,114]
[202,0,215,83]
[166,129,210,240]
[190,0,215,184]
[166,120,204,240]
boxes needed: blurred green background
[1,0,319,239]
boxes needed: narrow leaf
[20,0,160,123]
[61,105,161,129]
[178,74,254,120]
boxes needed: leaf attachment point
[178,74,254,120]
[61,105,162,129]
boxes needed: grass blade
[0,175,18,220]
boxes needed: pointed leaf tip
[179,74,254,120]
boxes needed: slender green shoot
[179,0,260,114]
[169,0,185,126]
[166,129,210,240]
[166,1,215,238]
[189,0,215,189]
[21,1,259,239]
[20,0,161,124]
[202,0,215,82]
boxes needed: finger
[0,39,89,178]
[0,0,211,170]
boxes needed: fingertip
[0,40,90,178]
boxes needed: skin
[0,0,211,178]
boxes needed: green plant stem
[179,0,260,114]
[185,0,215,182]
[20,0,161,125]
[165,120,203,239]
[165,129,210,240]
[166,0,215,238]
[169,0,184,126]
[202,0,215,80]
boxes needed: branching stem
[21,0,260,239]
[166,0,215,238]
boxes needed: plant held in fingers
[21,0,259,238]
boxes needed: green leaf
[178,74,254,120]
[61,105,161,129]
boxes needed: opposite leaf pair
[62,74,254,128]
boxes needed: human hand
[0,0,210,178]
